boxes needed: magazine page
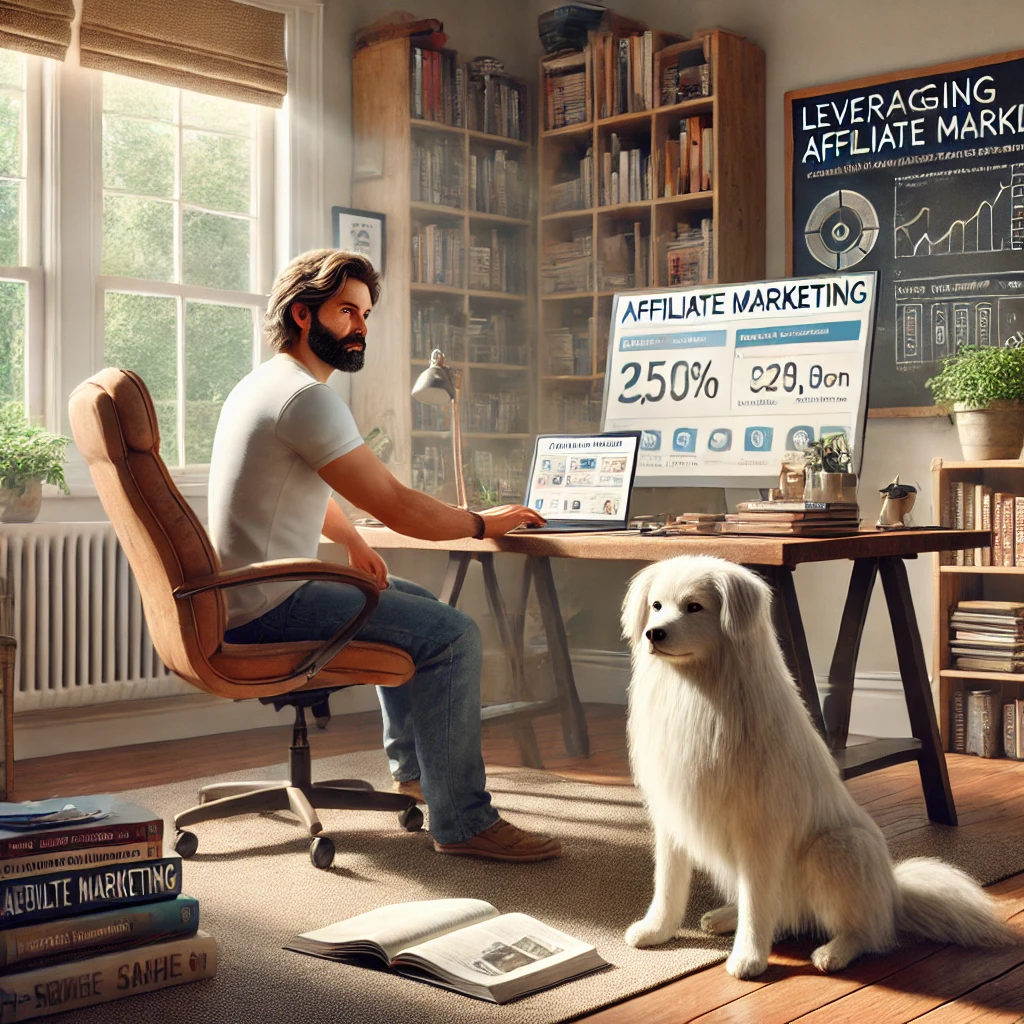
[394,913,607,1001]
[291,899,498,964]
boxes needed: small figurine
[876,475,917,529]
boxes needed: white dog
[621,554,1016,979]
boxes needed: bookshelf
[351,38,534,507]
[536,27,765,434]
[932,458,1024,758]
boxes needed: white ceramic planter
[953,401,1024,461]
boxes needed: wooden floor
[16,704,1024,1023]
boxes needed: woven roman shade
[80,0,287,108]
[0,0,74,61]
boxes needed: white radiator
[0,523,193,711]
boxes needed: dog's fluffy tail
[893,858,1017,947]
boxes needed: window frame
[92,81,275,479]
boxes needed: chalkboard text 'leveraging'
[618,280,868,325]
[798,73,1024,164]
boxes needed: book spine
[1015,497,1024,567]
[951,690,966,754]
[0,821,161,861]
[0,841,161,882]
[1018,700,1024,760]
[0,895,199,973]
[1005,701,1019,760]
[0,931,215,1021]
[0,859,181,930]
[1002,496,1015,566]
[993,492,1004,566]
[953,481,965,565]
[962,483,975,566]
[981,486,993,566]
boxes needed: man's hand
[478,504,545,538]
[346,536,390,589]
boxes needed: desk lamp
[411,348,467,509]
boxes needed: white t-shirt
[208,354,364,629]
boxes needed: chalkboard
[786,50,1024,415]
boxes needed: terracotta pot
[0,478,42,523]
[953,401,1024,461]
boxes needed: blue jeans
[223,578,499,844]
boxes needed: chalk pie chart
[804,190,879,269]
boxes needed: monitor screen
[524,433,641,524]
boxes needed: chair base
[170,702,424,869]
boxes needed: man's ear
[290,301,311,330]
[713,566,770,642]
[621,563,658,649]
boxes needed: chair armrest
[174,559,381,683]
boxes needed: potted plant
[925,344,1024,460]
[0,403,71,523]
[803,432,857,503]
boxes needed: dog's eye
[686,602,703,613]
[651,601,662,611]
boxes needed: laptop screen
[523,432,642,525]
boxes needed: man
[208,249,559,862]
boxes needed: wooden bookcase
[351,38,534,506]
[536,27,765,433]
[932,458,1024,754]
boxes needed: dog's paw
[624,918,677,948]
[700,905,738,935]
[725,950,768,979]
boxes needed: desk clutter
[666,501,862,537]
[0,795,214,1021]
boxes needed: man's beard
[306,309,365,373]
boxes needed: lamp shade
[411,349,457,404]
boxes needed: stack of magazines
[718,500,861,536]
[0,795,215,1021]
[949,600,1024,673]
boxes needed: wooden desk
[351,526,988,825]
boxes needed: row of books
[0,795,214,1019]
[941,482,1024,566]
[543,322,594,377]
[411,133,464,208]
[411,300,464,361]
[411,223,463,287]
[412,304,527,364]
[663,115,713,197]
[466,310,528,366]
[599,223,649,290]
[410,46,464,127]
[469,149,530,219]
[667,218,714,287]
[411,445,451,497]
[466,71,526,141]
[658,40,711,106]
[591,30,659,118]
[548,146,594,213]
[412,401,451,432]
[948,600,1024,674]
[541,228,593,294]
[466,391,526,434]
[951,688,1024,759]
[545,385,604,433]
[542,50,588,130]
[468,228,526,294]
[601,133,651,205]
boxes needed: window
[0,49,41,413]
[99,73,272,467]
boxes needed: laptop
[513,431,643,533]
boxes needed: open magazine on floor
[284,898,609,1004]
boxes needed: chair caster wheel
[310,836,335,869]
[172,830,198,858]
[398,805,424,832]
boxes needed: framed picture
[332,206,386,275]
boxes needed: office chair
[69,368,422,869]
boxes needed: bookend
[171,688,424,870]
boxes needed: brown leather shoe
[392,778,425,803]
[433,818,562,862]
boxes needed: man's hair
[264,249,381,352]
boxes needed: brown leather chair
[69,368,422,869]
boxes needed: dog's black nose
[646,628,666,642]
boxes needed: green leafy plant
[0,403,70,494]
[925,344,1024,409]
[803,432,851,473]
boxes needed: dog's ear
[713,567,770,641]
[621,563,658,648]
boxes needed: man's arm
[318,446,543,540]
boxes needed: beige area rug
[49,750,1024,1024]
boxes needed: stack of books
[661,116,713,197]
[600,133,651,205]
[469,149,529,219]
[657,40,712,105]
[541,229,593,294]
[411,132,465,208]
[0,795,214,1020]
[949,600,1024,673]
[666,217,713,286]
[718,500,861,536]
[951,687,1024,760]
[409,46,464,127]
[542,50,588,130]
[548,147,593,213]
